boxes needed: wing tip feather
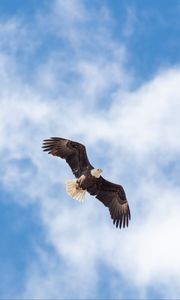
[113,202,131,229]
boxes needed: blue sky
[0,0,180,299]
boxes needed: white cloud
[0,1,180,299]
[123,7,138,37]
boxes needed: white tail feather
[66,179,86,202]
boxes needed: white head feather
[90,168,103,178]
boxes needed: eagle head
[91,168,103,178]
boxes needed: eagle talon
[76,180,81,189]
[76,175,86,188]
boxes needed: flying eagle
[42,137,131,229]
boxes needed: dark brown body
[79,172,99,195]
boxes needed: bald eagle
[42,137,131,229]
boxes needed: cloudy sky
[0,0,180,299]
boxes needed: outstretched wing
[42,137,93,177]
[92,177,130,229]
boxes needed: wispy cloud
[122,7,138,37]
[0,0,180,299]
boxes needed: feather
[95,177,131,229]
[42,137,93,178]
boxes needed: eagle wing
[42,137,93,177]
[88,177,131,229]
